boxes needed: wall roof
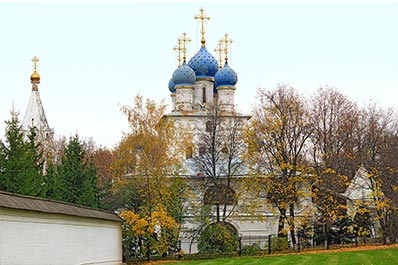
[0,191,122,222]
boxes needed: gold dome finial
[30,56,40,85]
[194,7,210,47]
[221,33,233,63]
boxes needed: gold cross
[173,38,183,67]
[214,40,223,68]
[32,56,39,71]
[180,32,191,61]
[221,33,233,63]
[194,7,210,47]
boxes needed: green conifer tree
[0,111,44,196]
[53,135,100,208]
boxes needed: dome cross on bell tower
[30,56,41,90]
[194,7,210,47]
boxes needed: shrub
[198,222,239,254]
[241,243,262,255]
[271,236,289,252]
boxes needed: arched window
[202,87,206,103]
[221,146,228,154]
[199,145,206,156]
[204,184,237,205]
[206,121,212,133]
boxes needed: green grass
[169,247,398,265]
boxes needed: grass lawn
[164,246,398,265]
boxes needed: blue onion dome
[188,46,219,79]
[215,62,238,87]
[168,78,176,93]
[172,61,196,86]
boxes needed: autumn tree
[0,110,45,197]
[193,103,247,221]
[113,95,190,259]
[190,102,248,253]
[92,147,115,209]
[309,87,360,248]
[246,85,313,250]
[357,103,398,243]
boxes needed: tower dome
[172,61,196,86]
[30,70,40,84]
[30,56,41,84]
[215,62,238,87]
[188,46,219,79]
[168,78,176,93]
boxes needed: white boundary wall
[0,208,122,265]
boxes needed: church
[163,8,285,253]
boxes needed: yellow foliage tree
[112,95,191,259]
[245,85,313,250]
[121,206,178,256]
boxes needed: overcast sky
[1,2,398,148]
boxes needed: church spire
[194,7,210,47]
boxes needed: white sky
[1,2,398,148]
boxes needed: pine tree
[0,111,44,196]
[50,135,99,208]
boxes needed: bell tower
[22,56,54,141]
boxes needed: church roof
[0,191,122,222]
[22,90,51,133]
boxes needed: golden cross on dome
[180,32,191,62]
[214,40,223,68]
[194,7,210,47]
[32,56,39,71]
[221,33,233,63]
[173,38,183,67]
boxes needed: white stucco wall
[0,208,122,265]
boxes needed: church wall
[0,207,122,265]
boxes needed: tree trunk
[216,204,220,222]
[323,222,329,249]
[278,208,286,237]
[289,205,297,251]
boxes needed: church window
[206,121,212,133]
[202,87,206,103]
[199,145,206,156]
[222,146,228,154]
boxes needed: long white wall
[0,208,122,265]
